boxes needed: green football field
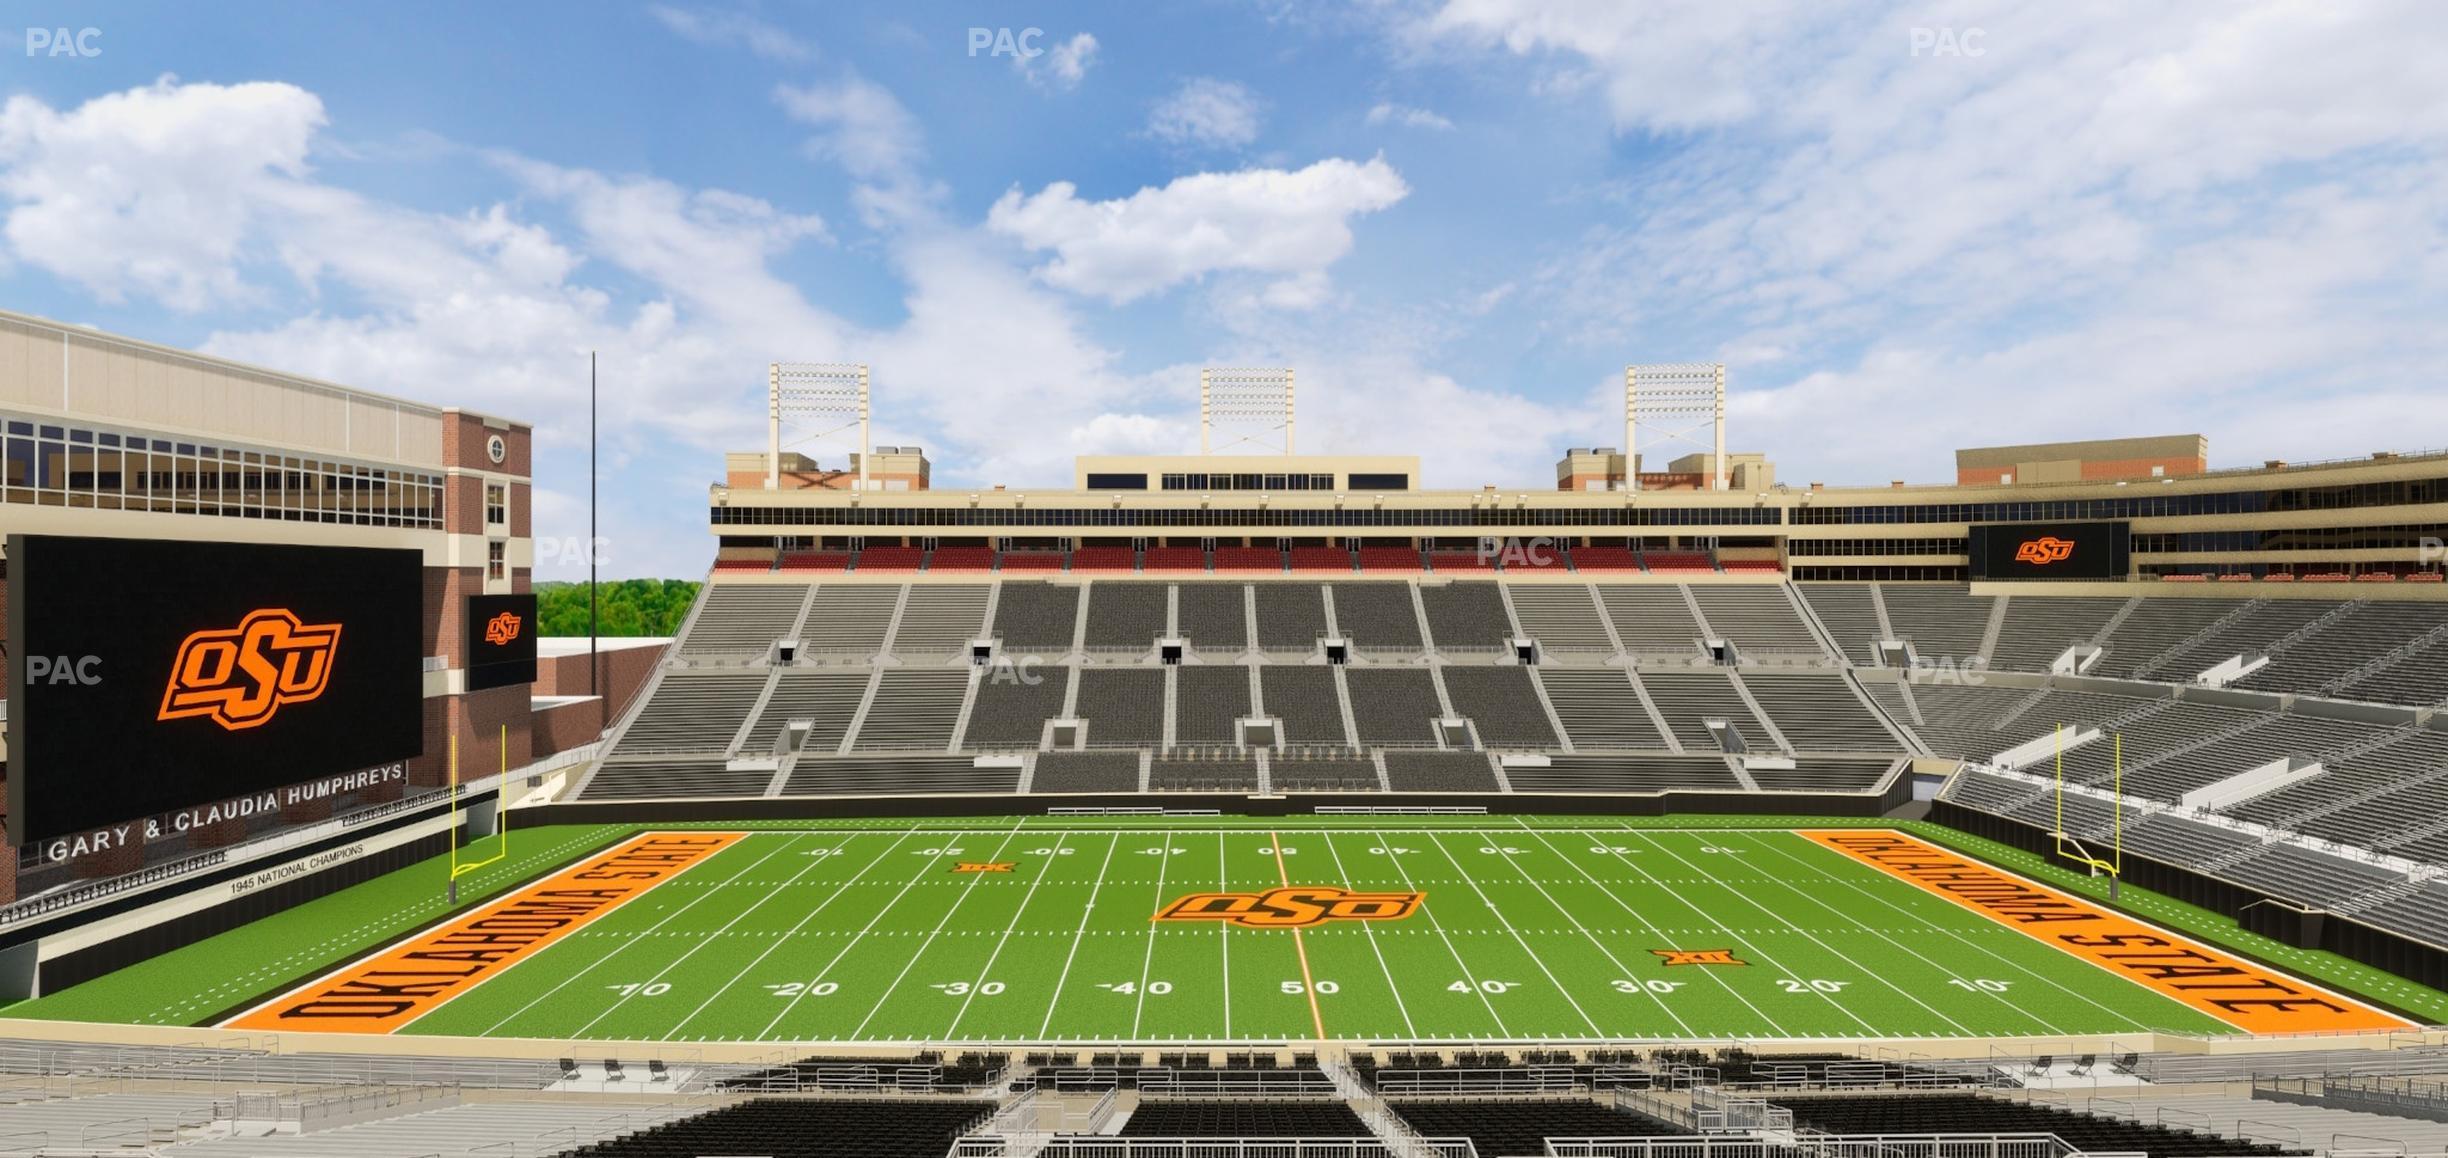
[290,823,2280,1044]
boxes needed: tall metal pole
[590,352,601,735]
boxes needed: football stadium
[1,313,2447,1158]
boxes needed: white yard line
[1128,833,1178,1039]
[1420,831,1606,1038]
[848,823,1031,1041]
[756,823,1016,1040]
[659,830,909,1039]
[1320,832,1420,1040]
[1700,831,2072,1036]
[570,834,850,1040]
[1513,823,1788,1035]
[944,833,1074,1038]
[1035,833,1124,1039]
[1739,831,2134,1035]
[473,833,807,1037]
[1474,823,1696,1037]
[1632,828,1977,1037]
[1371,827,1515,1038]
[1217,832,1232,1040]
[1594,827,1878,1036]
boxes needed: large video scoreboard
[6,535,424,845]
[1967,521,2132,580]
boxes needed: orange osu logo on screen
[159,609,343,731]
[484,610,523,646]
[1155,886,1424,929]
[2014,536,2076,565]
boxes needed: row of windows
[2,416,445,528]
[2133,525,2448,553]
[1787,538,1968,557]
[1794,478,2448,524]
[711,504,1787,528]
[1152,472,1339,491]
[1790,565,1969,582]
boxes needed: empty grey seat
[1332,582,1424,650]
[1176,664,1254,745]
[1254,584,1329,651]
[1177,582,1249,652]
[1442,665,1559,747]
[992,582,1080,652]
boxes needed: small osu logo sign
[1155,886,1424,929]
[160,609,343,730]
[1651,948,1747,967]
[484,610,524,646]
[2014,536,2076,565]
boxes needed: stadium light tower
[1200,366,1296,454]
[767,361,871,489]
[1626,362,1727,491]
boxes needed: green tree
[535,579,702,637]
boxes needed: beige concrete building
[1956,435,2209,486]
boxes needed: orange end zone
[1802,830,2412,1035]
[223,831,746,1034]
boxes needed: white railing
[951,1140,1473,1158]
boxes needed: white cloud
[649,5,814,62]
[986,157,1410,305]
[1408,1,2448,477]
[0,77,325,311]
[1145,77,1263,149]
[772,76,921,182]
[773,76,941,225]
[1365,102,1453,130]
[1021,32,1099,90]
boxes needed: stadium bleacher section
[590,571,2448,959]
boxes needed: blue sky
[3,2,2444,577]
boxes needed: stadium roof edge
[0,305,525,428]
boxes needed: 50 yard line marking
[1269,830,1328,1042]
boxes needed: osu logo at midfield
[160,609,343,731]
[2014,536,2076,565]
[483,610,524,646]
[1156,886,1423,929]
